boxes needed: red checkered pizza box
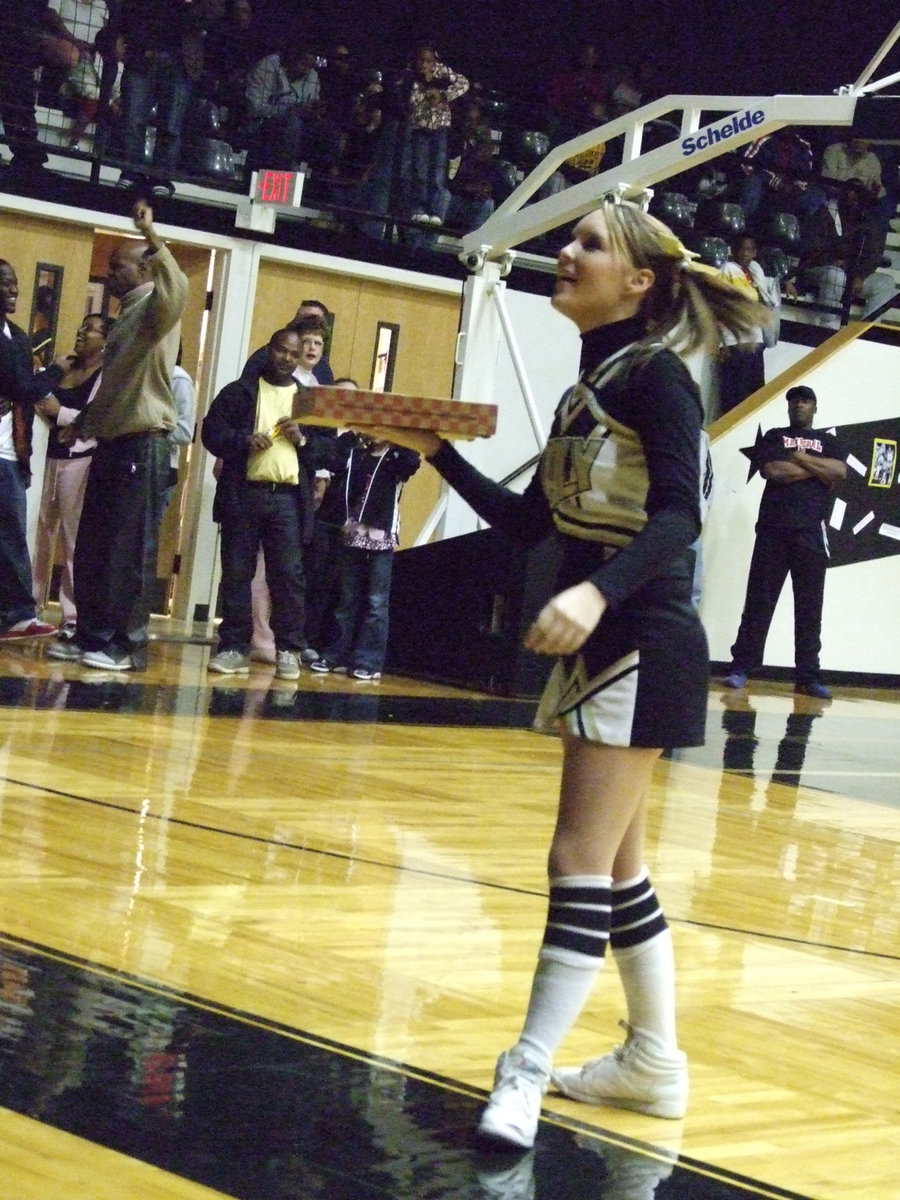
[293,387,497,439]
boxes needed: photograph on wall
[869,438,897,488]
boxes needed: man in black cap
[724,385,847,699]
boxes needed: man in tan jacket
[50,199,188,671]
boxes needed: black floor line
[0,933,813,1200]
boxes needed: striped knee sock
[610,868,678,1050]
[516,874,612,1071]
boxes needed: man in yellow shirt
[201,327,322,678]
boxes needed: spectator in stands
[242,42,334,175]
[559,98,608,185]
[32,313,110,641]
[0,0,51,177]
[327,93,386,222]
[820,136,885,201]
[605,58,659,120]
[36,0,109,148]
[117,0,224,196]
[794,178,897,327]
[202,0,269,143]
[738,129,825,225]
[545,41,608,144]
[318,42,363,135]
[0,257,64,641]
[396,45,468,226]
[717,234,780,414]
[820,135,894,233]
[444,100,496,232]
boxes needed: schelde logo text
[681,110,766,156]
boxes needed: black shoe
[150,179,175,198]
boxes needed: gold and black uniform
[430,315,709,748]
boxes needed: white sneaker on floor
[476,1049,548,1149]
[552,1021,688,1118]
[81,648,137,671]
[208,649,250,675]
[275,650,300,680]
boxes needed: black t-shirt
[756,424,845,531]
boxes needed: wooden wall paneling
[347,282,461,547]
[0,211,95,360]
[249,261,362,376]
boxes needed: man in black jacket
[0,259,62,639]
[201,327,329,679]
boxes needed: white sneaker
[81,647,136,671]
[208,649,250,675]
[552,1022,688,1118]
[275,650,300,680]
[476,1049,548,1149]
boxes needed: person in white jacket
[717,233,781,415]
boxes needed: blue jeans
[327,546,394,672]
[0,457,37,628]
[122,50,193,175]
[401,126,449,216]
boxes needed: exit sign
[252,169,305,206]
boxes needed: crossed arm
[763,451,847,487]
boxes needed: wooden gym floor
[0,621,898,1200]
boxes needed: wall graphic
[740,420,900,568]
